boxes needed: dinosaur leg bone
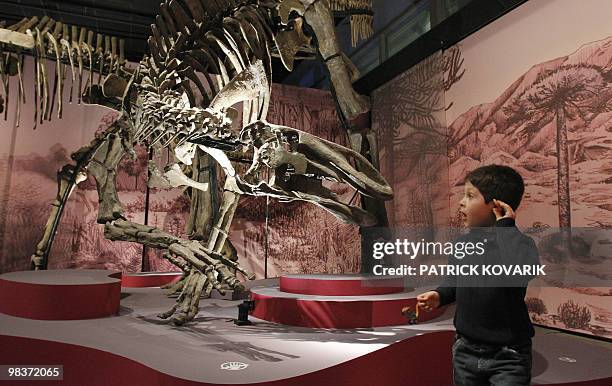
[30,122,122,269]
[206,177,241,255]
[301,0,369,120]
[104,219,252,325]
[87,130,129,223]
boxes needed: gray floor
[530,327,612,384]
[0,284,454,383]
[0,278,609,384]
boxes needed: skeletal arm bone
[206,178,241,254]
[88,131,129,223]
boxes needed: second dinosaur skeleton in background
[0,16,129,126]
[0,0,390,326]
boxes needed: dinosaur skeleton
[0,0,390,326]
[0,15,130,126]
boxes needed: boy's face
[459,181,496,227]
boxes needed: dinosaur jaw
[240,177,378,227]
[237,120,392,226]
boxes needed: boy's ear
[487,199,498,211]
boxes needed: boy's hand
[416,291,440,311]
[492,199,515,220]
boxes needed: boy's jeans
[452,333,532,386]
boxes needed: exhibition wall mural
[0,63,145,273]
[373,0,612,338]
[266,84,361,276]
[372,48,463,230]
[0,72,358,278]
[446,0,612,339]
[371,47,464,288]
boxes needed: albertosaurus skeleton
[0,0,392,325]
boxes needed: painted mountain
[448,37,612,338]
[448,37,612,229]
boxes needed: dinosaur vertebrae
[134,89,235,148]
[5,16,128,75]
[0,15,129,126]
[147,1,275,112]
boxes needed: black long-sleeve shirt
[435,217,540,345]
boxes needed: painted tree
[372,46,465,226]
[504,64,611,253]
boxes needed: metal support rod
[141,147,153,272]
[264,195,269,279]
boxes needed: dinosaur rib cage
[135,0,277,150]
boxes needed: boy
[417,164,539,386]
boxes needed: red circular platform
[0,269,121,320]
[121,272,183,288]
[279,274,405,296]
[251,275,439,328]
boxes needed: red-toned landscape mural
[372,1,612,338]
[446,37,612,338]
[0,77,360,279]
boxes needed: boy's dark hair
[465,164,525,210]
